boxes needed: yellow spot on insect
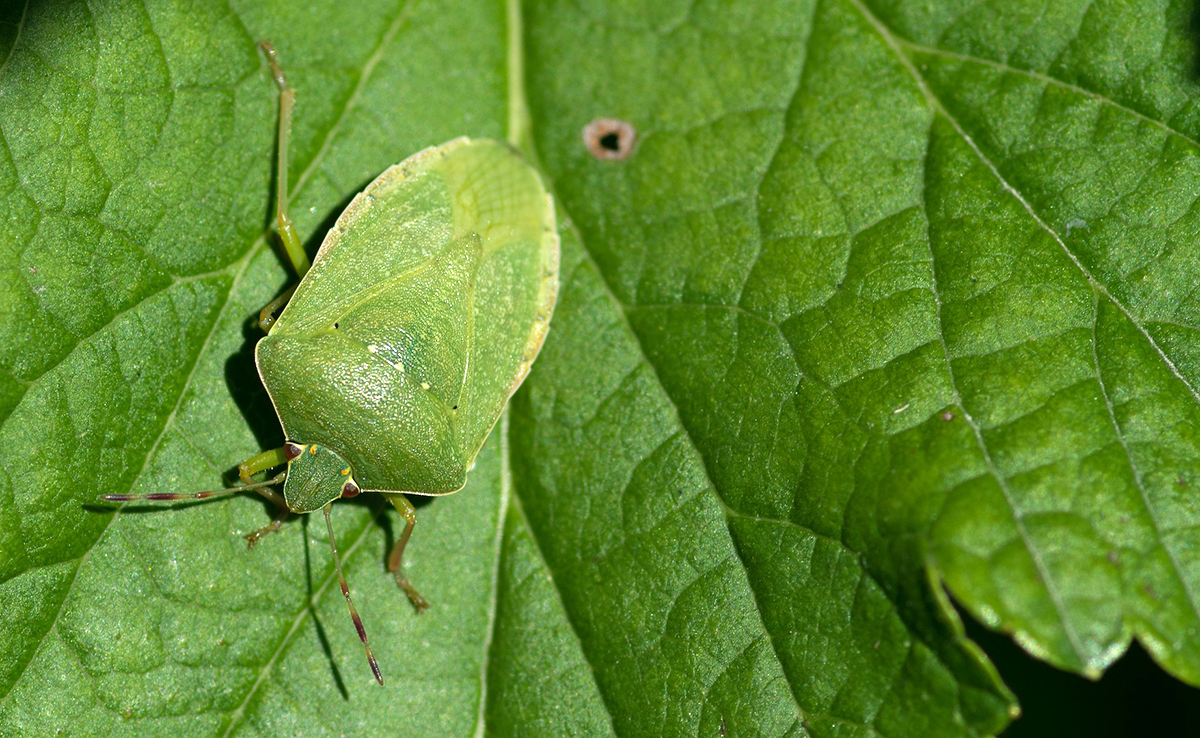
[421,381,430,390]
[341,467,350,475]
[310,445,319,455]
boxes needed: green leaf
[2,0,1199,735]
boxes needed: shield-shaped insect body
[257,137,558,501]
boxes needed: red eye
[284,442,304,460]
[342,480,360,498]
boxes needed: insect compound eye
[341,479,361,498]
[284,442,305,460]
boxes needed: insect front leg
[256,42,309,334]
[383,493,430,612]
[238,446,292,547]
[260,42,310,279]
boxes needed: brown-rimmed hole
[583,118,636,160]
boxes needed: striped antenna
[100,472,286,503]
[323,502,383,685]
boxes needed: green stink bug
[101,43,559,685]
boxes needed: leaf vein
[562,216,810,726]
[220,505,384,736]
[855,0,1200,411]
[0,274,236,706]
[2,0,419,713]
[472,415,511,738]
[1089,290,1200,636]
[851,0,1094,664]
[897,38,1200,154]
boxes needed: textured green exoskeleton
[258,134,557,498]
[101,43,559,685]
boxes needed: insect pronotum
[101,42,559,685]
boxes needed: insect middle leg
[257,42,310,334]
[383,493,431,612]
[239,446,292,547]
[257,284,297,333]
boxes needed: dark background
[962,611,1200,736]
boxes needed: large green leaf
[2,0,1199,735]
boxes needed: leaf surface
[2,0,1199,736]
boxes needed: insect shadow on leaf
[1189,4,1200,82]
[301,514,349,699]
[224,183,366,452]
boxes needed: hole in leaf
[583,118,636,160]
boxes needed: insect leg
[237,446,293,546]
[259,41,310,279]
[238,446,289,484]
[99,472,285,504]
[257,284,298,333]
[382,493,430,612]
[244,506,291,548]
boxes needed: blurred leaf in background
[2,0,1200,735]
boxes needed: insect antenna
[323,502,383,685]
[100,472,286,503]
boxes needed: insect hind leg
[383,493,430,612]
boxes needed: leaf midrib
[498,0,996,733]
[12,0,1198,729]
[468,1,623,734]
[499,10,817,735]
